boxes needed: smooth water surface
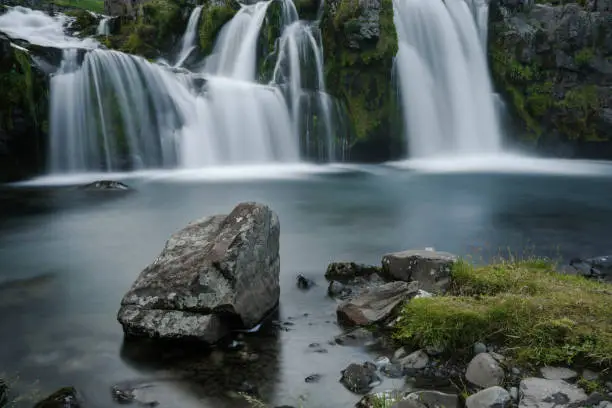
[2,164,612,407]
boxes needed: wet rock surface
[569,256,612,281]
[79,180,131,191]
[381,249,457,293]
[466,386,511,408]
[325,262,382,281]
[117,202,280,343]
[34,387,81,408]
[340,362,380,394]
[336,281,419,326]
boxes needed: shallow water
[2,162,612,407]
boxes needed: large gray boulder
[519,378,588,408]
[466,386,511,408]
[117,202,280,343]
[381,249,457,293]
[466,353,505,388]
[336,281,419,326]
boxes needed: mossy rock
[199,0,240,56]
[321,0,401,159]
[394,257,612,368]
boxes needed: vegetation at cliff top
[53,0,104,13]
[394,257,612,368]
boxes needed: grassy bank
[394,257,612,367]
[53,0,104,13]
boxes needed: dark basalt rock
[340,362,380,394]
[569,256,612,281]
[325,262,382,281]
[34,387,81,408]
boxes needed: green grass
[394,257,612,368]
[53,0,104,14]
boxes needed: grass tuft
[394,257,612,367]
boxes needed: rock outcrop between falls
[489,0,612,157]
[117,202,280,343]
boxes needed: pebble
[473,342,487,355]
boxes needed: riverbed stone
[473,342,487,355]
[117,202,280,343]
[337,281,419,326]
[334,327,377,346]
[340,362,380,394]
[539,366,578,381]
[381,249,457,293]
[466,386,511,408]
[519,378,588,408]
[79,180,130,190]
[325,262,381,281]
[466,353,505,388]
[34,387,81,408]
[399,350,429,370]
[406,390,460,408]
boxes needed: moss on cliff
[321,0,399,158]
[199,0,238,55]
[489,4,610,146]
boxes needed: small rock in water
[381,363,404,378]
[325,262,381,281]
[34,387,81,408]
[297,274,315,290]
[539,366,578,381]
[111,385,135,403]
[328,281,351,298]
[519,378,587,408]
[374,356,391,370]
[334,327,377,347]
[466,353,504,388]
[393,347,408,361]
[465,386,511,408]
[473,342,487,355]
[340,362,380,394]
[399,350,429,370]
[80,180,130,190]
[305,374,321,383]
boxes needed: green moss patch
[199,0,238,55]
[53,0,104,13]
[394,258,612,368]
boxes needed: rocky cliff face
[0,35,49,182]
[321,0,401,161]
[489,0,612,157]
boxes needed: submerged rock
[296,274,315,290]
[466,386,511,408]
[325,262,381,281]
[465,353,505,388]
[381,249,457,293]
[340,362,380,394]
[337,281,419,326]
[79,180,130,190]
[34,387,80,408]
[334,327,377,346]
[117,202,280,343]
[519,378,588,408]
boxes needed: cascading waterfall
[174,6,203,68]
[0,1,341,173]
[271,20,335,160]
[96,17,110,36]
[393,0,502,158]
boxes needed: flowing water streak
[271,21,335,160]
[96,17,111,36]
[174,5,203,67]
[393,0,502,158]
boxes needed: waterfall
[174,6,203,68]
[1,2,340,173]
[96,17,111,36]
[393,0,502,158]
[271,21,335,160]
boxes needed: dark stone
[305,374,321,383]
[34,387,80,408]
[569,256,612,281]
[328,280,352,298]
[337,281,419,326]
[296,274,315,289]
[117,202,280,343]
[79,180,131,191]
[0,378,7,407]
[325,262,382,281]
[381,249,457,293]
[381,363,404,378]
[340,362,380,394]
[111,385,135,404]
[334,327,377,346]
